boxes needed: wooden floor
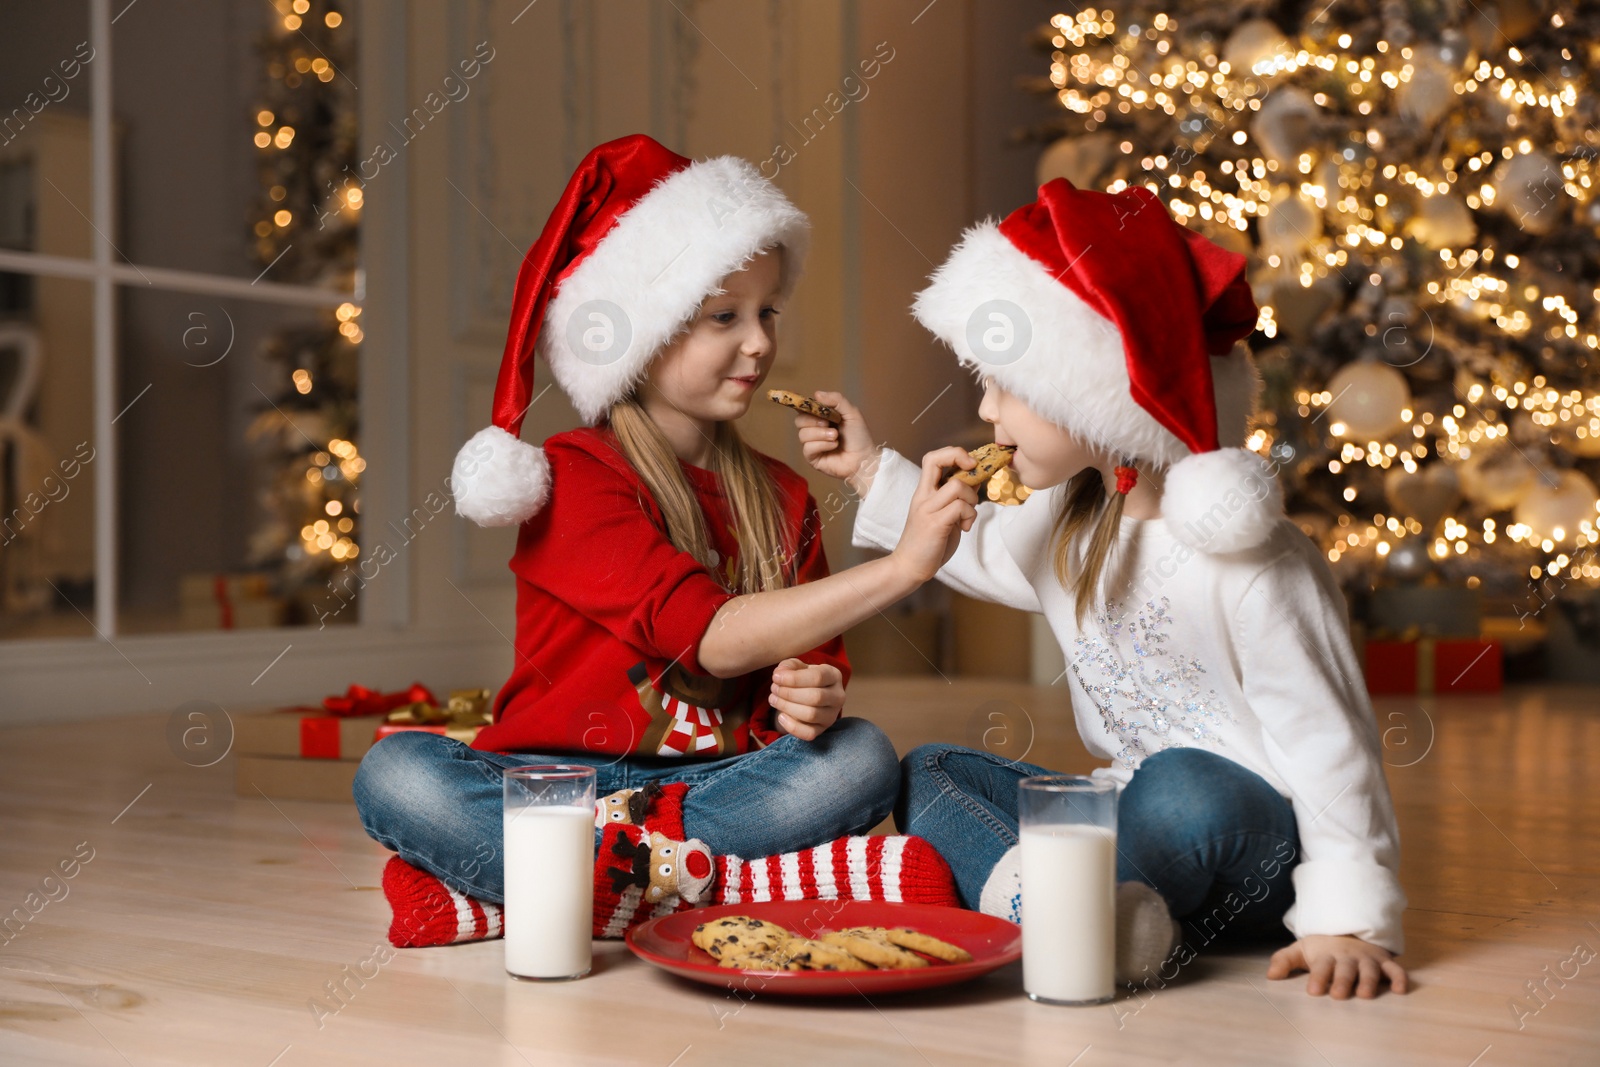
[2,679,1597,1066]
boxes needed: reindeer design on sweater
[627,659,755,757]
[623,519,780,756]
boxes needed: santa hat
[451,134,811,526]
[911,178,1282,554]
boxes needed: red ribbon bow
[323,682,438,718]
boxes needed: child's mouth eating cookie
[937,443,1016,490]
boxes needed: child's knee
[352,732,457,837]
[827,717,898,779]
[828,717,900,814]
[1125,748,1245,820]
[1123,747,1293,846]
[1136,746,1229,782]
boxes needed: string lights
[244,1,363,618]
[1034,3,1600,595]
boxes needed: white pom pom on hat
[449,133,811,526]
[910,177,1281,553]
[452,426,551,528]
[1162,448,1285,553]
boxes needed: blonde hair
[1051,470,1127,626]
[606,396,794,595]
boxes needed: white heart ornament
[1384,465,1461,535]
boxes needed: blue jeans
[897,745,1301,944]
[353,716,900,905]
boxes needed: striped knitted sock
[592,831,962,938]
[712,835,960,909]
[382,855,504,948]
[596,782,960,908]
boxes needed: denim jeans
[353,716,900,905]
[897,745,1301,944]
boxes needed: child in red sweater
[353,135,981,947]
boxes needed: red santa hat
[452,134,811,526]
[911,178,1282,554]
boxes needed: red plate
[625,900,1021,997]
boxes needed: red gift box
[234,684,439,763]
[1363,637,1502,695]
[235,706,387,761]
[234,685,469,804]
[233,706,378,805]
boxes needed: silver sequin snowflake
[1069,596,1235,768]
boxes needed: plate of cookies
[625,901,1021,996]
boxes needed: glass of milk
[503,765,597,980]
[1018,774,1118,1005]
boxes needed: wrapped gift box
[371,688,490,747]
[233,686,488,803]
[233,706,377,804]
[235,705,385,762]
[179,573,286,630]
[1363,637,1502,695]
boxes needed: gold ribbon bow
[385,688,493,729]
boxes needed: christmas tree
[1025,1,1600,617]
[243,0,364,623]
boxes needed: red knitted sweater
[471,426,850,757]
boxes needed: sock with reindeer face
[591,781,963,937]
[591,826,964,937]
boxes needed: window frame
[0,0,413,708]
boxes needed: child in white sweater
[794,178,1409,1000]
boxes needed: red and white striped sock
[711,834,960,910]
[591,829,962,938]
[382,855,504,948]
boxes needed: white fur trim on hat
[912,222,1281,553]
[451,425,552,527]
[911,220,1191,468]
[541,156,811,425]
[1161,447,1284,553]
[913,224,1267,461]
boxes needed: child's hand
[888,447,980,584]
[1267,934,1409,999]
[794,390,878,491]
[767,658,844,742]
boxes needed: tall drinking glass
[1019,774,1118,1004]
[503,765,596,980]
